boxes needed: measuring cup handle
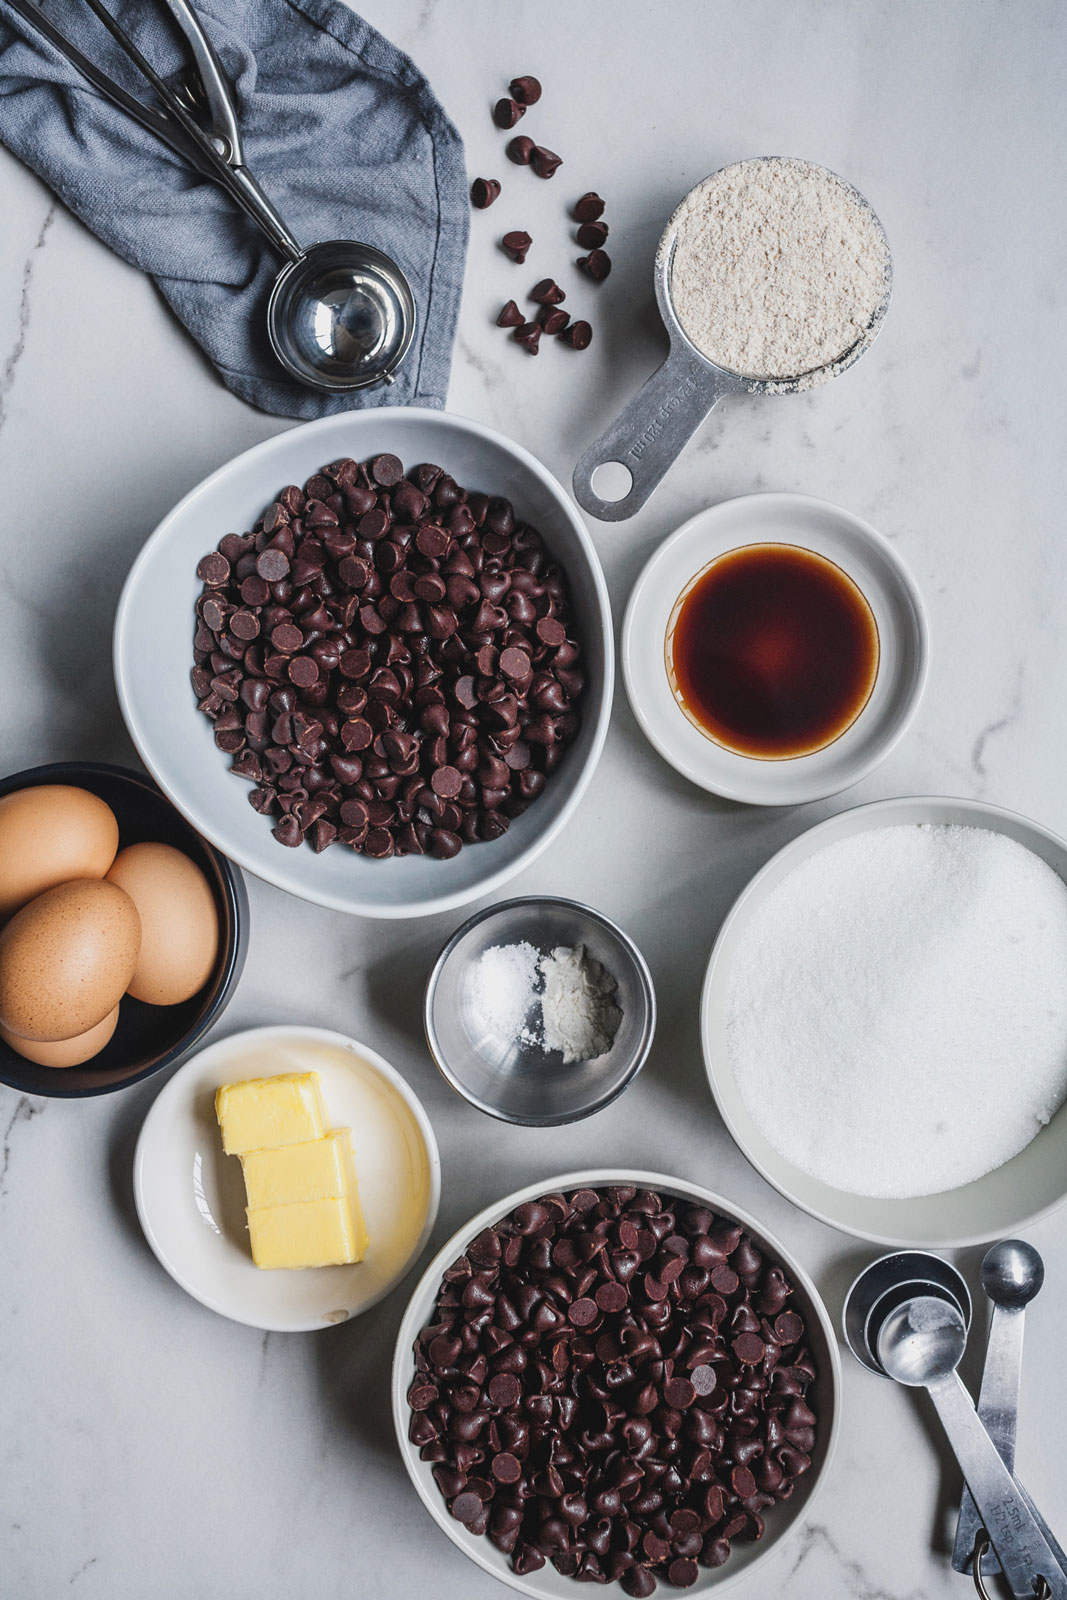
[572,345,730,522]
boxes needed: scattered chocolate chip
[470,177,501,209]
[506,135,536,165]
[577,248,611,281]
[493,97,525,129]
[501,230,533,264]
[530,278,565,305]
[512,322,542,354]
[538,307,570,337]
[509,75,542,105]
[576,220,609,249]
[573,191,605,223]
[530,145,562,180]
[496,300,524,328]
[560,319,592,349]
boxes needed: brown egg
[0,879,141,1042]
[106,843,219,1005]
[0,785,120,921]
[0,1005,120,1067]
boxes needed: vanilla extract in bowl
[665,542,879,760]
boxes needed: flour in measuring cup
[666,157,890,383]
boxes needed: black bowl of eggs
[0,762,247,1097]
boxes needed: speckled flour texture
[668,157,889,381]
[727,824,1067,1198]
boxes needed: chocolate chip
[512,322,541,354]
[538,307,570,337]
[493,97,525,128]
[577,248,611,281]
[506,135,535,165]
[470,177,501,209]
[530,278,565,305]
[197,552,230,585]
[501,231,533,264]
[371,454,404,486]
[560,320,592,349]
[496,300,524,328]
[573,191,605,222]
[509,75,541,105]
[530,145,562,179]
[576,220,609,249]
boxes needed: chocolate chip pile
[191,456,585,860]
[408,1186,818,1593]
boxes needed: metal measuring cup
[572,158,892,522]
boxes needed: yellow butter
[247,1192,369,1270]
[215,1072,326,1155]
[241,1129,355,1208]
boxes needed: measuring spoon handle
[572,345,730,522]
[929,1373,1066,1599]
[953,1304,1025,1575]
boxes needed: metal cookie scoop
[953,1240,1050,1580]
[877,1296,1066,1600]
[572,158,891,522]
[7,0,415,392]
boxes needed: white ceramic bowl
[134,1024,440,1331]
[114,409,613,919]
[392,1168,841,1599]
[622,493,928,805]
[702,796,1067,1248]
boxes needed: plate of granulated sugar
[701,795,1067,1246]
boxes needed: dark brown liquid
[666,543,879,760]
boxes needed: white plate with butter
[134,1025,440,1331]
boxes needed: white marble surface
[2,2,1067,1595]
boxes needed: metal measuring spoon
[572,158,891,522]
[953,1241,1048,1577]
[877,1296,1066,1599]
[9,0,416,392]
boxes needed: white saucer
[134,1025,440,1332]
[622,493,929,805]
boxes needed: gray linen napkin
[0,0,468,417]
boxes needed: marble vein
[0,202,55,438]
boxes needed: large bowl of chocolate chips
[392,1172,840,1597]
[114,410,612,918]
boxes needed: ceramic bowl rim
[621,491,930,805]
[132,1022,442,1331]
[112,408,614,920]
[701,793,1067,1247]
[391,1166,842,1600]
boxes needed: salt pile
[727,824,1067,1198]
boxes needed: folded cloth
[0,0,468,417]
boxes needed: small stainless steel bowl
[843,1250,972,1376]
[424,896,656,1126]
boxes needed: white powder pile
[667,157,889,383]
[469,940,541,1046]
[470,942,622,1065]
[727,824,1067,1199]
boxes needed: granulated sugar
[727,824,1067,1199]
[667,157,889,382]
[470,941,542,1045]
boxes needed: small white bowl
[392,1168,841,1600]
[622,493,928,805]
[702,796,1067,1248]
[114,408,613,919]
[134,1024,440,1331]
